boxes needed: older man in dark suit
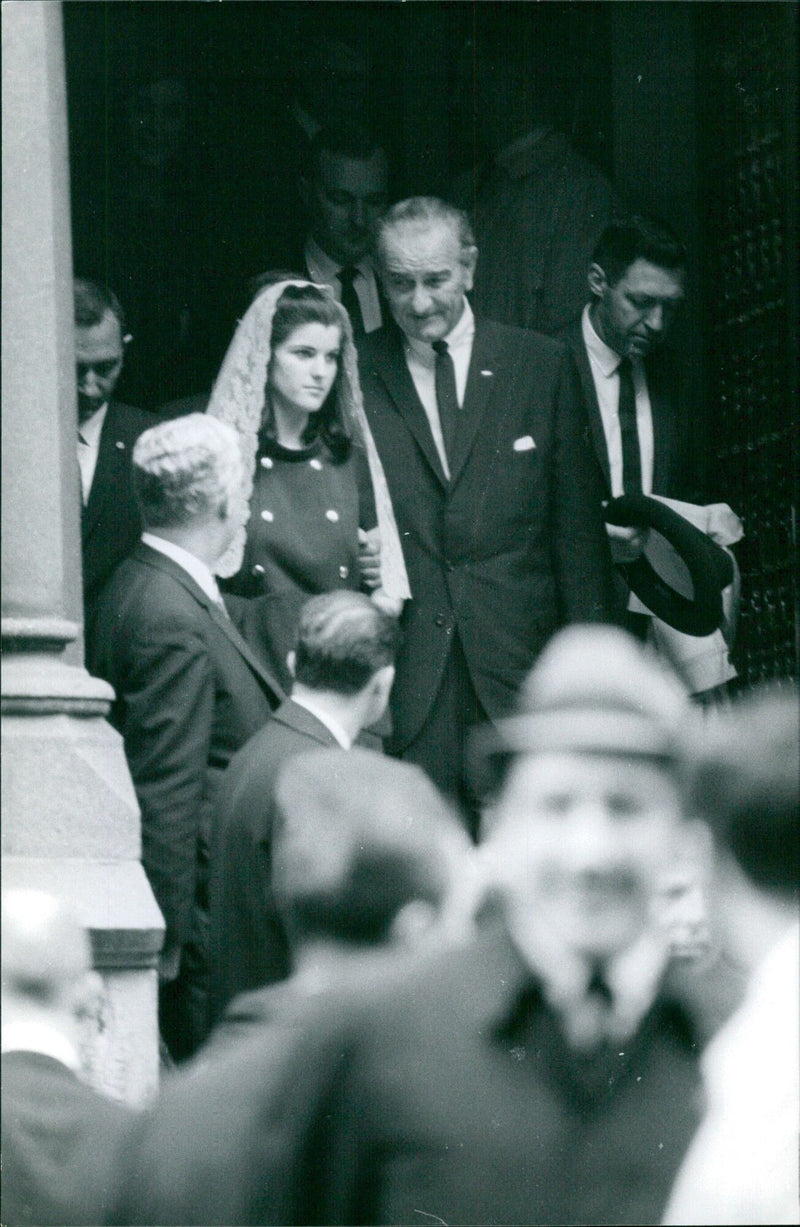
[89,413,284,1059]
[73,279,160,635]
[359,197,616,826]
[1,890,136,1226]
[208,590,399,1023]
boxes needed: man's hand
[358,527,382,590]
[607,523,649,565]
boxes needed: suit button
[338,565,349,580]
[435,614,446,627]
[252,564,265,577]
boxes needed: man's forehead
[318,149,387,195]
[619,258,686,300]
[505,749,679,797]
[75,311,123,357]
[381,220,463,271]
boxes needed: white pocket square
[513,435,536,452]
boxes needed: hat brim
[604,494,734,636]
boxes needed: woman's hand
[358,527,382,590]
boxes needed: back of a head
[293,590,399,696]
[1,889,91,1012]
[132,411,242,529]
[272,748,467,948]
[689,688,800,896]
[592,214,686,286]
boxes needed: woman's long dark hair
[260,283,352,462]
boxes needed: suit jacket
[208,699,340,1022]
[1,1051,136,1226]
[114,918,702,1227]
[359,321,616,748]
[246,240,388,332]
[562,317,694,502]
[282,917,703,1226]
[89,544,284,951]
[81,400,160,630]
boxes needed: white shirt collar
[406,297,475,366]
[582,303,624,379]
[77,401,108,447]
[141,533,222,604]
[290,691,352,749]
[2,1021,80,1071]
[305,234,374,282]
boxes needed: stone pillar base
[2,658,164,1107]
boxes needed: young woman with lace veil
[207,277,409,689]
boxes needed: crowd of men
[3,37,796,1227]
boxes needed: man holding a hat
[271,626,706,1225]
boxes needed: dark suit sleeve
[549,351,617,623]
[121,628,216,947]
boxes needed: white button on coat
[260,509,274,522]
[325,509,339,523]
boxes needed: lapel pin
[115,440,125,450]
[480,369,493,377]
[513,435,536,452]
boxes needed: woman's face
[269,322,341,417]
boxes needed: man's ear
[462,246,479,293]
[587,262,608,299]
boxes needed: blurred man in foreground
[266,626,706,1224]
[114,751,474,1226]
[664,689,800,1225]
[1,890,136,1226]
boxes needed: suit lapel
[368,329,449,489]
[566,322,611,494]
[136,545,285,702]
[447,323,499,489]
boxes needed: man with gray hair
[89,413,284,1059]
[208,589,400,1022]
[360,196,616,829]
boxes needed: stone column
[1,0,163,1107]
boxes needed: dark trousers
[392,632,487,840]
[158,913,210,1063]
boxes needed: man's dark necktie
[617,357,642,493]
[337,266,365,340]
[432,339,459,462]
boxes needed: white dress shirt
[140,533,225,606]
[77,402,108,505]
[305,237,383,334]
[404,299,476,479]
[582,304,654,497]
[290,691,352,749]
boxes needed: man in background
[1,890,136,1226]
[664,688,799,1225]
[249,124,390,342]
[74,278,158,634]
[114,750,474,1227]
[208,589,399,1023]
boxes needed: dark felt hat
[603,494,734,636]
